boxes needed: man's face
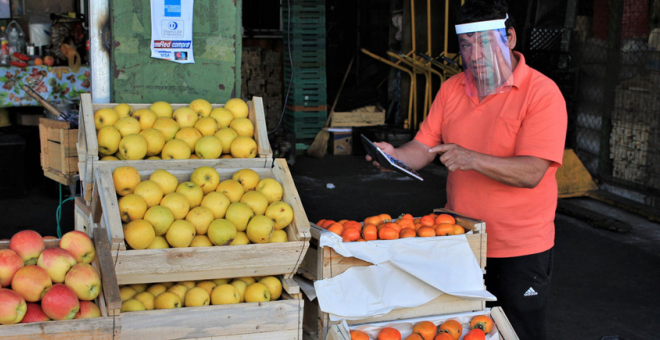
[458,29,511,85]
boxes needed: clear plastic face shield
[455,16,514,97]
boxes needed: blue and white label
[151,0,195,64]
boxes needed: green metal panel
[110,0,242,103]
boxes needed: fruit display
[347,314,498,340]
[317,212,465,242]
[94,98,260,160]
[111,165,295,249]
[0,230,102,325]
[118,275,284,312]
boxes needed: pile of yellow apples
[119,275,283,312]
[0,230,102,325]
[94,98,258,160]
[112,165,294,250]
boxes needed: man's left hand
[429,143,477,172]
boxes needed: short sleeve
[515,78,568,166]
[414,89,445,148]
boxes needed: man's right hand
[365,141,396,172]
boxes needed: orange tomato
[377,327,401,340]
[399,213,414,221]
[382,222,401,234]
[399,228,417,238]
[463,329,486,340]
[364,215,382,226]
[350,330,370,340]
[405,334,423,340]
[396,218,415,230]
[416,226,436,237]
[379,213,392,223]
[338,219,349,225]
[343,220,362,231]
[362,225,378,241]
[341,228,361,242]
[356,238,366,242]
[327,223,343,236]
[470,315,493,334]
[453,225,465,235]
[316,219,326,227]
[433,333,455,340]
[378,227,399,240]
[434,223,455,236]
[438,319,463,340]
[420,215,435,227]
[435,213,456,225]
[320,220,336,229]
[411,321,436,340]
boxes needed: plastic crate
[285,109,327,126]
[283,38,326,51]
[284,66,327,80]
[284,4,325,19]
[287,92,328,107]
[284,49,326,67]
[285,26,326,38]
[282,16,326,28]
[284,118,326,139]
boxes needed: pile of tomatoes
[316,212,465,242]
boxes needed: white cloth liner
[314,228,496,321]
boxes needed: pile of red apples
[0,230,101,325]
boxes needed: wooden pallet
[298,208,487,340]
[0,232,120,339]
[94,158,311,285]
[39,118,78,185]
[77,94,273,202]
[325,306,519,340]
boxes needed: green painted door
[110,0,241,103]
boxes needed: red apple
[64,263,101,301]
[41,284,80,320]
[75,300,101,319]
[37,247,77,284]
[9,230,46,265]
[44,56,55,67]
[59,231,96,264]
[0,249,24,287]
[11,265,53,302]
[0,288,27,325]
[21,302,50,323]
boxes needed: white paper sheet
[315,228,496,320]
[151,0,195,64]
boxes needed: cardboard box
[329,129,352,155]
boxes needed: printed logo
[161,20,184,37]
[164,0,181,17]
[524,287,538,297]
[153,40,191,49]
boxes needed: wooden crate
[325,306,518,340]
[329,105,386,128]
[0,231,120,339]
[94,158,311,285]
[77,93,273,202]
[39,118,78,186]
[298,208,487,340]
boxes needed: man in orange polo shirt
[367,1,567,339]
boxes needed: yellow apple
[146,283,167,297]
[207,219,237,246]
[133,180,164,208]
[144,205,174,236]
[160,192,190,220]
[11,265,52,302]
[194,117,219,137]
[132,108,157,130]
[196,281,216,296]
[113,166,141,196]
[150,101,173,118]
[240,191,269,215]
[97,126,122,155]
[165,220,196,248]
[209,108,234,128]
[244,283,270,303]
[189,235,213,247]
[114,103,134,119]
[215,127,238,154]
[184,287,210,307]
[94,108,119,130]
[230,231,250,245]
[229,118,254,138]
[154,291,182,309]
[176,181,204,208]
[191,166,220,194]
[211,284,240,305]
[166,284,188,304]
[174,127,202,152]
[259,276,282,300]
[185,207,215,235]
[189,99,213,117]
[270,230,288,243]
[195,136,223,159]
[118,194,148,222]
[114,117,141,137]
[213,278,230,285]
[36,247,77,284]
[59,230,96,264]
[149,169,178,195]
[234,276,255,285]
[173,107,198,128]
[139,128,166,156]
[134,291,155,310]
[265,201,294,230]
[161,139,191,160]
[216,179,244,203]
[224,202,254,232]
[256,178,283,204]
[230,136,257,158]
[232,168,260,192]
[152,117,180,141]
[131,283,148,293]
[118,134,148,160]
[200,192,231,219]
[146,235,170,249]
[224,98,249,119]
[124,220,156,250]
[246,215,274,244]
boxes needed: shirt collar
[459,51,527,89]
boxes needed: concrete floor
[2,153,659,339]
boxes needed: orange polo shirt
[415,52,567,258]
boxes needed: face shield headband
[455,15,514,98]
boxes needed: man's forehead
[458,31,493,41]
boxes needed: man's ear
[507,28,517,50]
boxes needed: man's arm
[367,140,437,171]
[429,143,551,188]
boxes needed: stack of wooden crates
[282,0,328,154]
[242,47,284,131]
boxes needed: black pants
[485,248,554,340]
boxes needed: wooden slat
[0,317,115,340]
[251,96,272,159]
[40,117,70,129]
[272,158,311,242]
[94,227,122,316]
